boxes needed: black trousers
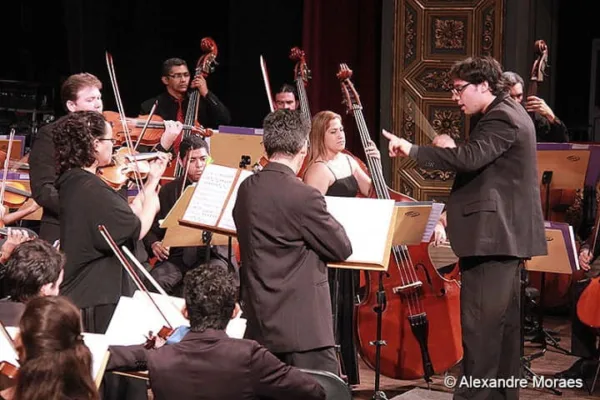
[453,256,522,400]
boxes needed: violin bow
[105,52,145,192]
[0,129,16,206]
[98,225,172,329]
[122,245,183,319]
[134,100,158,151]
[260,55,274,112]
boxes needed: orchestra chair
[300,369,351,400]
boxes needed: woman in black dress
[53,111,168,333]
[303,110,380,385]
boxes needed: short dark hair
[502,71,524,89]
[184,265,236,332]
[277,83,298,100]
[3,239,65,302]
[53,111,108,175]
[60,73,102,109]
[262,109,309,158]
[162,58,188,77]
[449,56,507,95]
[178,135,209,160]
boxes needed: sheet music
[4,327,108,382]
[182,164,238,226]
[325,196,395,265]
[1,325,19,367]
[105,292,247,346]
[568,225,580,271]
[420,202,445,242]
[218,169,253,232]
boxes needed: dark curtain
[302,0,382,159]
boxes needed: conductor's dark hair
[262,109,309,158]
[184,265,236,332]
[449,56,507,95]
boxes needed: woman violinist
[302,110,379,385]
[0,296,99,400]
[53,111,168,334]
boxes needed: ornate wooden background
[391,0,504,201]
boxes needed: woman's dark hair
[14,296,99,400]
[53,111,107,175]
[449,56,507,95]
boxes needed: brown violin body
[0,361,18,391]
[97,148,158,190]
[1,182,31,208]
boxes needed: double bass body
[355,189,462,380]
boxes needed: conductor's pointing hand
[382,129,412,158]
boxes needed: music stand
[533,146,590,353]
[366,203,434,400]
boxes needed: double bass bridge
[392,281,423,295]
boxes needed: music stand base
[521,357,562,396]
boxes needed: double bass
[338,64,462,381]
[526,40,575,309]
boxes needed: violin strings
[353,99,423,316]
[134,100,158,151]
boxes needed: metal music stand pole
[371,270,388,400]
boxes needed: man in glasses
[141,57,231,153]
[503,71,568,143]
[383,56,547,400]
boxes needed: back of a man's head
[262,109,309,158]
[3,239,65,302]
[184,265,236,332]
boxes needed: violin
[103,111,212,148]
[97,148,171,190]
[1,182,31,209]
[98,225,178,347]
[0,361,18,390]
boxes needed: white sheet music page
[4,327,108,381]
[421,202,445,242]
[325,196,395,265]
[182,164,238,226]
[218,169,253,232]
[1,325,19,367]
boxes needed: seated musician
[107,264,326,400]
[0,296,100,400]
[143,135,236,296]
[53,111,168,334]
[555,241,600,380]
[301,110,379,384]
[0,239,64,326]
[141,57,231,153]
[503,71,569,143]
[29,73,182,246]
[274,83,299,111]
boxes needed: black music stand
[532,147,591,355]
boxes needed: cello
[338,64,462,381]
[526,40,575,309]
[576,181,600,327]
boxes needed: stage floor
[352,315,598,400]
